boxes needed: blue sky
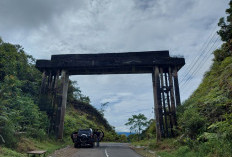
[0,0,229,131]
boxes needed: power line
[180,36,221,90]
[179,30,218,84]
[181,41,229,95]
[179,23,218,77]
[180,36,220,89]
[179,23,219,83]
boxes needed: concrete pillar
[164,73,174,137]
[40,71,47,94]
[168,67,177,128]
[152,66,163,141]
[160,68,168,137]
[48,71,53,89]
[57,70,69,139]
[173,67,181,107]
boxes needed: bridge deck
[36,51,185,75]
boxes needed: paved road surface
[71,143,142,157]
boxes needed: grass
[131,138,200,157]
[0,137,72,157]
[0,147,26,157]
[32,138,72,155]
[132,138,176,150]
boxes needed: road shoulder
[130,145,159,157]
[49,145,78,157]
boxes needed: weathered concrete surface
[36,51,185,75]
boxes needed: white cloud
[0,0,229,131]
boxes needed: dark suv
[71,128,94,148]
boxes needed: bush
[148,140,159,150]
[213,44,231,62]
[0,117,18,148]
[196,138,232,157]
[127,134,139,142]
[27,128,47,141]
[179,108,207,139]
[118,134,127,143]
[176,146,191,156]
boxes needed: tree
[218,1,232,43]
[118,134,127,143]
[215,0,232,61]
[125,113,149,140]
[99,102,109,116]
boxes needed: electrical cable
[180,36,221,90]
[179,31,218,84]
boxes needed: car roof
[78,128,92,131]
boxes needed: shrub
[118,134,127,143]
[179,108,207,139]
[0,117,18,148]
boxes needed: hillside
[0,38,117,156]
[175,53,232,157]
[130,2,232,157]
[176,2,232,156]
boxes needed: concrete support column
[160,68,168,138]
[152,66,163,141]
[168,67,177,128]
[40,71,47,94]
[173,67,181,107]
[48,71,52,89]
[57,70,69,139]
[164,73,174,137]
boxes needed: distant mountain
[117,132,134,137]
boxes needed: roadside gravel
[49,145,78,157]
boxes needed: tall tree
[215,0,232,61]
[218,1,232,43]
[125,113,149,140]
[99,102,109,116]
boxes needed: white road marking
[105,148,109,157]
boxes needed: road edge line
[105,148,109,157]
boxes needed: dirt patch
[49,145,78,157]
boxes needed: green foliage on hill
[157,2,232,156]
[177,2,232,156]
[70,99,113,131]
[0,37,117,156]
[132,2,232,156]
[176,53,232,156]
[0,39,48,148]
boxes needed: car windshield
[78,129,91,135]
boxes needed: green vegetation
[125,113,149,140]
[131,1,232,157]
[1,1,232,157]
[0,40,47,148]
[0,37,118,156]
[0,138,70,157]
[175,2,232,156]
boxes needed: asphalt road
[71,143,142,157]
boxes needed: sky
[0,0,229,132]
